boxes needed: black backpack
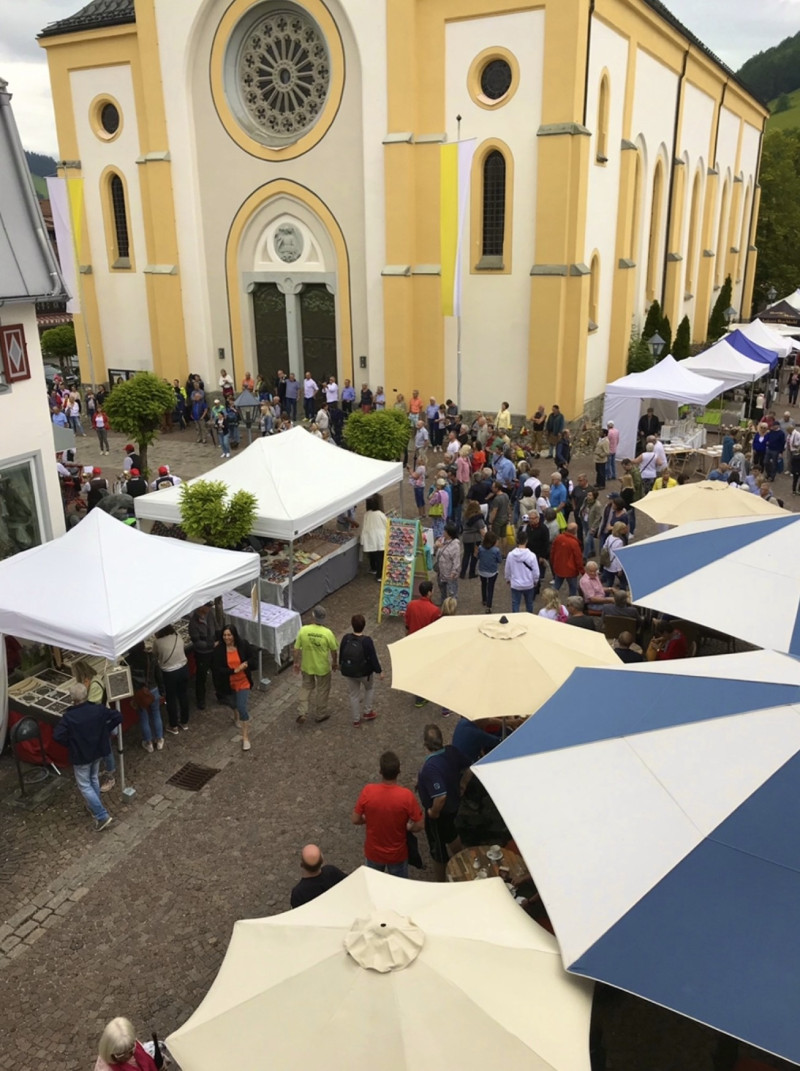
[340,634,368,678]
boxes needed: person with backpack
[339,614,383,727]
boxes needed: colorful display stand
[378,519,429,620]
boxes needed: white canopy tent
[134,427,403,540]
[602,356,726,460]
[0,509,260,752]
[777,289,800,312]
[681,339,768,391]
[727,319,792,359]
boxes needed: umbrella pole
[258,574,270,688]
[115,700,126,793]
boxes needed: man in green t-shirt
[293,605,338,725]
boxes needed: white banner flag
[46,176,79,314]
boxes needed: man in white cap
[606,420,620,481]
[151,465,183,491]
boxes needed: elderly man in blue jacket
[54,682,122,831]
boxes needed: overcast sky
[2,0,799,157]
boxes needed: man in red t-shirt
[352,751,424,878]
[404,580,441,707]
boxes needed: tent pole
[288,539,294,610]
[398,478,405,519]
[115,700,125,793]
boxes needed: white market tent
[0,508,259,659]
[681,339,768,391]
[603,356,726,460]
[134,426,403,540]
[728,318,792,359]
[777,289,800,312]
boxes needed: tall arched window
[589,252,600,329]
[482,150,506,262]
[109,173,130,266]
[596,74,610,163]
[715,179,730,287]
[646,159,665,304]
[685,170,702,295]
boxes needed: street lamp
[234,388,261,445]
[724,306,738,326]
[647,332,666,359]
[767,286,778,303]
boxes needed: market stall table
[222,591,301,660]
[252,528,359,614]
[446,845,528,883]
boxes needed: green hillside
[767,88,800,131]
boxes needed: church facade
[40,0,767,418]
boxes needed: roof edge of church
[38,0,135,40]
[641,0,768,111]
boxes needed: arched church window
[109,173,130,267]
[482,150,506,260]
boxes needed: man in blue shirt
[493,449,516,488]
[53,683,122,831]
[764,423,786,480]
[549,472,568,512]
[417,723,468,880]
[341,378,356,414]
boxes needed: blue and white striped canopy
[475,652,800,1064]
[617,514,800,654]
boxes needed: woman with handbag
[212,625,255,751]
[152,625,190,734]
[127,642,164,752]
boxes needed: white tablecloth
[222,591,301,658]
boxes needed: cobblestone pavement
[1,421,797,1069]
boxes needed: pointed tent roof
[0,509,259,659]
[134,427,403,540]
[604,354,726,404]
[681,340,768,390]
[725,329,779,369]
[730,319,792,360]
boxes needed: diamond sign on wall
[0,325,30,383]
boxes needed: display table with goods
[378,519,429,620]
[247,527,360,614]
[222,591,301,664]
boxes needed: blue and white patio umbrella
[474,651,800,1065]
[617,513,800,655]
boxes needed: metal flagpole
[456,114,463,414]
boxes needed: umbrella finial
[499,615,509,624]
[344,910,424,973]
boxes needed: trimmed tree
[627,332,653,374]
[102,372,175,474]
[707,274,733,342]
[178,480,257,548]
[642,300,662,343]
[343,408,410,461]
[672,315,691,360]
[657,314,672,359]
[41,323,77,362]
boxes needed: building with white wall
[40,0,767,419]
[0,78,67,560]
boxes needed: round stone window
[100,102,120,135]
[227,4,330,146]
[480,59,512,101]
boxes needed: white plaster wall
[70,66,152,372]
[155,0,376,390]
[0,304,66,544]
[630,49,679,323]
[445,9,544,412]
[584,18,629,401]
[155,0,386,388]
[675,81,714,332]
[734,121,762,310]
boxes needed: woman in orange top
[212,625,255,751]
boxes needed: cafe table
[446,844,528,884]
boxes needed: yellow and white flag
[440,138,476,318]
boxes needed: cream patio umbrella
[388,612,619,721]
[167,867,593,1071]
[634,480,787,527]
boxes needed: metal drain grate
[166,763,221,792]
